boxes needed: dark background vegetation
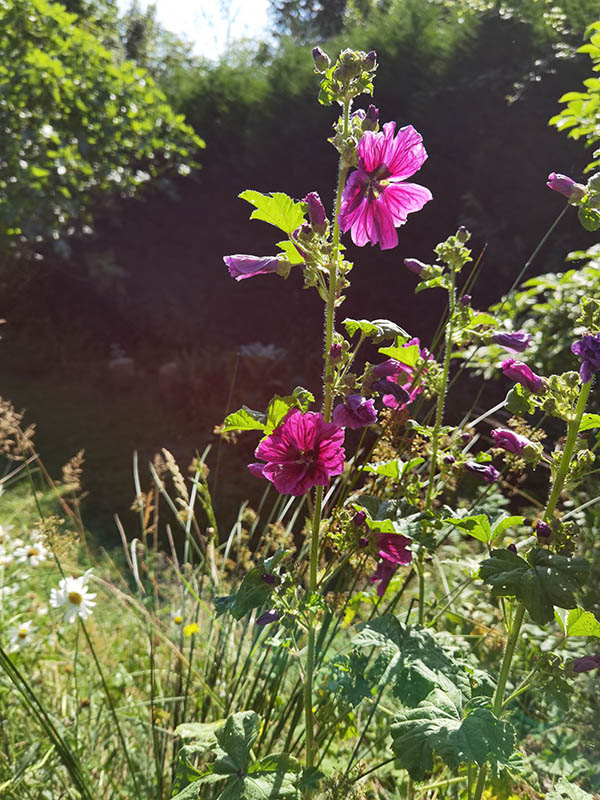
[2,0,599,539]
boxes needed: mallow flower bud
[404,258,427,275]
[364,50,377,71]
[364,104,379,131]
[456,225,470,243]
[546,172,586,202]
[459,294,472,306]
[535,520,552,539]
[303,191,327,234]
[312,46,330,73]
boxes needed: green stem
[304,99,351,787]
[472,763,488,800]
[544,380,593,521]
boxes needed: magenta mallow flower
[491,428,540,458]
[248,409,345,496]
[502,358,546,395]
[224,254,281,281]
[338,122,432,250]
[571,333,600,383]
[546,172,585,201]
[370,532,412,596]
[572,654,600,673]
[492,331,531,353]
[303,191,327,233]
[372,339,427,410]
[464,461,499,484]
[332,394,377,429]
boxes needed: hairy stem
[304,99,350,786]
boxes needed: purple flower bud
[404,258,427,275]
[224,254,281,282]
[507,543,517,553]
[256,609,280,626]
[546,172,585,201]
[464,461,499,484]
[459,294,472,306]
[535,520,552,539]
[332,394,377,429]
[372,379,410,406]
[492,331,531,353]
[572,654,600,673]
[364,50,377,71]
[312,46,330,72]
[352,510,367,526]
[571,333,600,383]
[363,104,379,131]
[443,454,456,464]
[351,108,366,121]
[303,191,327,233]
[491,428,537,456]
[358,536,369,548]
[460,432,472,445]
[502,358,546,395]
[261,573,279,585]
[329,342,342,361]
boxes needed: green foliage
[479,548,591,625]
[546,777,596,800]
[342,317,409,341]
[0,0,203,262]
[555,606,600,637]
[391,691,515,780]
[221,388,314,435]
[215,550,286,620]
[445,513,525,545]
[172,711,301,799]
[550,21,600,173]
[239,190,306,235]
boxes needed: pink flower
[502,358,546,395]
[370,532,412,596]
[332,395,377,429]
[372,338,427,410]
[338,122,432,250]
[491,428,535,456]
[546,172,585,201]
[224,254,281,281]
[248,409,345,496]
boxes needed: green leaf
[215,551,286,620]
[213,711,259,775]
[175,720,225,745]
[504,384,536,416]
[479,548,590,625]
[546,778,595,800]
[445,514,492,543]
[578,201,600,231]
[342,318,382,339]
[360,457,423,481]
[378,339,420,367]
[221,407,267,434]
[265,395,296,434]
[276,240,304,265]
[349,615,473,707]
[342,318,409,341]
[555,607,600,637]
[391,691,516,780]
[239,190,305,234]
[491,514,525,542]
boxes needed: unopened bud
[312,46,330,73]
[404,258,427,275]
[329,342,342,361]
[459,294,472,306]
[352,510,367,527]
[456,226,470,243]
[507,543,517,553]
[358,536,369,549]
[364,50,377,71]
[443,454,456,464]
[363,104,379,131]
[535,520,552,539]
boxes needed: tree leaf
[479,548,590,625]
[554,606,600,637]
[391,691,516,780]
[239,190,305,234]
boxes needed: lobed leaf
[239,190,305,235]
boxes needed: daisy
[8,620,35,651]
[50,570,96,624]
[14,535,48,567]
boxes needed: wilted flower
[8,620,34,651]
[571,333,600,383]
[464,461,499,483]
[224,254,281,281]
[338,122,432,250]
[370,532,412,596]
[50,570,96,624]
[332,395,377,429]
[546,172,585,201]
[571,654,600,673]
[502,358,546,394]
[491,428,541,459]
[492,331,531,353]
[256,609,280,626]
[248,409,345,496]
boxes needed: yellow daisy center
[18,628,28,639]
[68,591,83,606]
[27,547,39,557]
